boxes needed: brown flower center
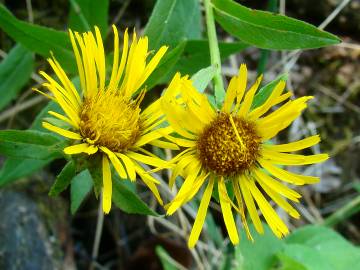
[197,112,261,176]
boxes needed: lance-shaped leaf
[212,0,340,50]
[0,130,65,160]
[144,0,201,50]
[0,44,34,110]
[49,160,76,196]
[112,178,159,216]
[0,4,75,72]
[68,0,109,37]
[0,102,64,188]
[71,169,93,214]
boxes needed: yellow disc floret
[79,90,141,152]
[197,112,261,176]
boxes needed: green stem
[204,0,225,106]
[322,195,360,227]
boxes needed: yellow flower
[34,25,173,214]
[161,64,328,248]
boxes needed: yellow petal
[270,92,292,107]
[169,152,197,188]
[246,177,289,238]
[149,139,179,150]
[223,76,238,113]
[262,148,329,165]
[108,25,120,91]
[64,143,98,155]
[127,151,169,168]
[167,161,202,215]
[134,126,173,147]
[266,135,321,152]
[259,181,300,219]
[47,58,81,106]
[188,177,214,248]
[42,122,81,140]
[48,111,78,128]
[254,168,301,201]
[232,179,253,241]
[249,80,286,120]
[135,165,163,205]
[259,159,320,185]
[239,175,264,234]
[238,75,262,116]
[223,64,247,113]
[102,155,112,214]
[94,26,106,91]
[136,45,168,90]
[100,147,127,179]
[219,177,239,244]
[236,64,247,105]
[116,153,136,181]
[69,29,86,93]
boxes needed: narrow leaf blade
[70,170,93,214]
[0,158,52,188]
[144,0,201,50]
[0,4,75,72]
[0,44,34,110]
[212,0,341,50]
[0,130,65,160]
[49,160,76,196]
[68,0,109,37]
[112,178,159,216]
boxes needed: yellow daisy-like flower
[161,64,328,248]
[34,25,173,214]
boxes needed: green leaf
[70,169,93,214]
[252,73,288,109]
[145,42,186,89]
[236,224,284,270]
[68,0,109,37]
[0,44,33,110]
[174,40,248,76]
[276,244,333,270]
[285,225,360,270]
[0,102,64,188]
[144,0,201,50]
[112,178,159,216]
[153,40,248,86]
[0,4,75,72]
[191,66,217,93]
[49,160,76,196]
[276,251,307,270]
[232,243,245,270]
[0,158,52,188]
[155,246,178,270]
[212,0,341,50]
[0,130,65,160]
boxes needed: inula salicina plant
[1,0,360,269]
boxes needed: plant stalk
[204,0,225,106]
[89,194,105,270]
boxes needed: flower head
[34,25,173,214]
[161,64,328,247]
